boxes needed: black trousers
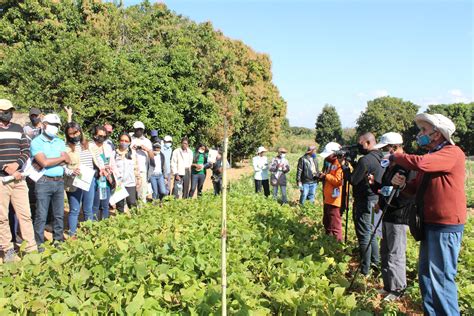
[255,179,270,197]
[116,187,138,213]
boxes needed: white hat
[415,113,456,145]
[0,99,14,111]
[320,142,342,158]
[133,121,145,129]
[164,135,173,142]
[257,146,268,154]
[42,113,61,125]
[374,132,404,149]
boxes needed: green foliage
[0,0,286,158]
[356,97,419,151]
[315,104,343,147]
[426,103,474,155]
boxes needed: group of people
[0,99,228,262]
[292,113,465,315]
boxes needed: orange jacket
[323,159,343,207]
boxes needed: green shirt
[193,153,206,175]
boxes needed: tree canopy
[315,104,342,146]
[0,0,286,159]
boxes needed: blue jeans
[353,199,380,275]
[419,225,463,316]
[34,177,65,245]
[150,174,168,200]
[66,180,96,236]
[189,173,206,197]
[92,185,111,221]
[273,185,288,204]
[299,182,317,205]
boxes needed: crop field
[0,154,472,315]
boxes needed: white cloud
[373,89,389,98]
[356,92,366,99]
[448,89,463,97]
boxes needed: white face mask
[198,149,205,154]
[44,125,59,138]
[280,153,286,159]
[164,142,171,149]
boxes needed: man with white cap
[319,142,344,241]
[391,113,466,315]
[131,121,153,202]
[0,99,37,262]
[373,132,414,301]
[296,145,320,205]
[30,113,70,247]
[253,146,270,197]
[162,135,173,195]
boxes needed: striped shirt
[0,122,30,176]
[75,144,94,169]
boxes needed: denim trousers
[419,225,463,316]
[189,173,206,198]
[92,185,111,221]
[150,174,168,200]
[299,182,317,205]
[66,180,96,236]
[34,177,65,245]
[272,185,288,204]
[353,198,380,275]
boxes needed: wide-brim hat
[415,113,455,145]
[257,146,268,154]
[305,145,317,154]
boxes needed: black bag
[404,173,431,241]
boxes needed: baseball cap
[320,142,342,158]
[415,113,456,145]
[257,146,268,154]
[0,99,14,111]
[133,121,145,130]
[150,130,158,137]
[43,113,61,125]
[164,135,172,142]
[306,145,317,154]
[374,132,403,149]
[152,142,162,148]
[29,108,41,116]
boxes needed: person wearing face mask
[115,133,139,213]
[349,132,384,276]
[211,150,230,196]
[131,121,153,202]
[103,124,116,152]
[253,146,270,197]
[170,137,194,199]
[389,114,466,315]
[319,142,344,241]
[296,146,320,205]
[269,148,290,204]
[162,135,173,195]
[23,107,43,141]
[30,113,70,248]
[0,99,37,262]
[189,144,209,198]
[63,122,99,237]
[371,132,416,301]
[149,142,168,202]
[89,125,118,220]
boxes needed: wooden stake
[221,119,229,316]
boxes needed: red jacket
[393,145,466,226]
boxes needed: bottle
[99,176,107,200]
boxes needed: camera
[335,144,358,163]
[136,145,142,150]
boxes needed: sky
[121,0,473,128]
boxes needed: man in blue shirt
[30,114,70,247]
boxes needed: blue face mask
[311,153,317,158]
[416,131,436,147]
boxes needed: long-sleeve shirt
[393,145,466,226]
[253,155,269,180]
[350,150,384,200]
[323,159,343,207]
[170,147,193,176]
[0,122,30,176]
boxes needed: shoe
[383,292,402,302]
[3,248,21,263]
[377,288,389,295]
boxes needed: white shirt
[253,155,269,180]
[170,147,193,176]
[131,136,152,173]
[153,153,163,175]
[115,150,137,187]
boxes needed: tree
[356,96,419,149]
[315,104,343,146]
[426,103,474,155]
